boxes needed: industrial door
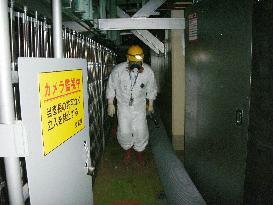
[18,58,93,205]
[244,0,273,204]
[185,0,252,204]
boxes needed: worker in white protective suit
[106,45,157,166]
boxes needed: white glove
[147,100,154,114]
[108,103,115,117]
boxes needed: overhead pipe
[52,0,63,58]
[149,111,206,205]
[0,0,24,205]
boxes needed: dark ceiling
[11,0,192,54]
[118,0,192,17]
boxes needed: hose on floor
[148,111,206,205]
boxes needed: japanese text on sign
[39,70,85,155]
[188,13,198,41]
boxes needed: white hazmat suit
[106,62,157,152]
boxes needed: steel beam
[117,6,164,54]
[98,17,185,30]
[132,30,160,54]
[117,6,130,18]
[63,21,89,32]
[132,0,166,18]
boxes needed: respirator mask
[129,62,141,70]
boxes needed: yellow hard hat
[127,45,144,62]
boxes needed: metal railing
[0,3,116,203]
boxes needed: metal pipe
[68,31,71,57]
[99,52,105,150]
[17,12,21,57]
[49,26,53,57]
[52,0,63,58]
[9,1,15,70]
[23,6,27,57]
[75,32,79,58]
[0,0,24,205]
[30,16,34,57]
[71,31,75,57]
[63,28,66,57]
[40,16,44,57]
[43,17,48,57]
[25,10,30,57]
[72,31,75,57]
[34,11,39,57]
[0,0,14,126]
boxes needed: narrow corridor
[93,122,168,205]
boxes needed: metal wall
[0,3,115,203]
[185,0,252,204]
[157,31,172,138]
[244,1,273,204]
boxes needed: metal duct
[149,112,206,205]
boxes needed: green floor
[93,135,168,205]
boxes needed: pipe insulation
[148,112,206,205]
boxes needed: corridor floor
[93,134,169,205]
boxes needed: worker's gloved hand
[108,103,115,117]
[147,100,154,115]
[107,104,116,117]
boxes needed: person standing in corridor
[106,45,157,165]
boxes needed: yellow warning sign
[39,69,85,155]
